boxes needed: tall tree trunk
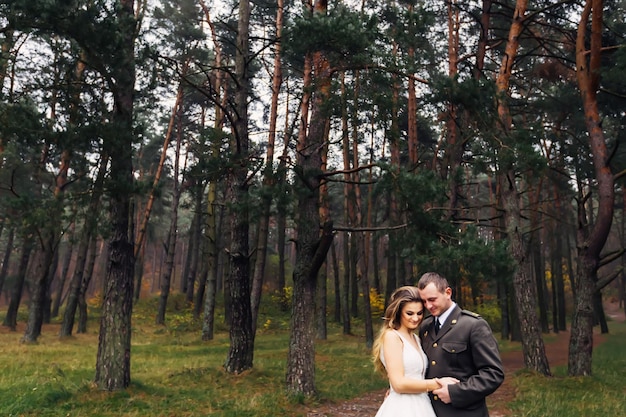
[569,0,611,376]
[250,0,284,336]
[340,73,357,323]
[22,233,56,343]
[386,41,401,304]
[156,103,183,325]
[474,0,491,79]
[76,234,97,333]
[156,212,178,325]
[496,0,550,375]
[134,86,183,301]
[530,187,549,333]
[3,236,33,330]
[406,25,418,166]
[193,206,210,319]
[94,0,137,391]
[0,226,15,296]
[437,0,463,210]
[60,154,107,337]
[497,275,510,340]
[286,0,335,396]
[276,154,289,298]
[532,242,549,333]
[331,242,341,323]
[52,220,75,318]
[61,230,92,337]
[554,192,567,331]
[364,126,375,294]
[185,183,203,304]
[180,211,198,293]
[199,0,225,337]
[201,178,219,339]
[316,261,328,340]
[593,291,608,333]
[224,0,254,374]
[622,189,626,317]
[551,216,561,333]
[341,232,351,334]
[372,232,381,293]
[350,72,373,348]
[0,23,15,99]
[316,117,331,341]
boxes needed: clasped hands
[432,377,459,404]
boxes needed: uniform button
[433,343,437,347]
[431,360,436,366]
[434,395,439,401]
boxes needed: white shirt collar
[437,302,457,326]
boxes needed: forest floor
[305,300,626,417]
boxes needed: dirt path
[305,301,625,417]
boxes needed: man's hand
[432,377,457,404]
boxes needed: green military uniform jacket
[419,305,504,417]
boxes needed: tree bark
[495,0,550,375]
[530,189,549,333]
[385,41,401,304]
[76,234,97,334]
[52,220,75,318]
[286,0,335,396]
[331,242,341,323]
[0,226,15,297]
[60,154,107,337]
[349,71,373,348]
[94,0,137,391]
[156,99,183,325]
[224,0,254,374]
[134,84,184,301]
[553,185,567,331]
[250,0,284,336]
[200,6,226,334]
[406,5,418,168]
[3,236,33,330]
[569,0,611,376]
[201,177,219,340]
[184,196,202,302]
[197,0,224,331]
[316,114,331,341]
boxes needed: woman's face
[399,301,424,331]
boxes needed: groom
[417,272,504,417]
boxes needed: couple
[372,272,504,417]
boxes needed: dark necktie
[434,317,441,334]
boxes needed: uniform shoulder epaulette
[461,309,481,318]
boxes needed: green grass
[0,295,387,417]
[1,296,624,417]
[505,320,626,417]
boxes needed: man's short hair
[417,272,449,293]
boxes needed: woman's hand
[435,376,460,387]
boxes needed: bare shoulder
[382,329,402,343]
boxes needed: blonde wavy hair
[371,286,423,375]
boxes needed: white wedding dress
[374,330,437,417]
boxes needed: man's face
[418,282,453,317]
